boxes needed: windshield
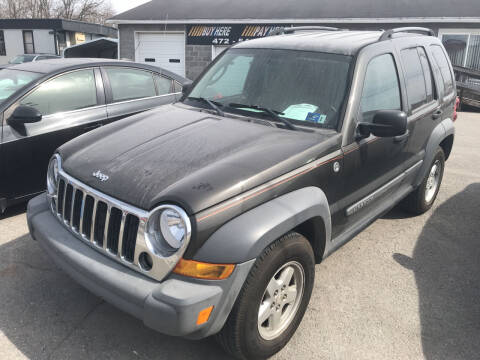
[187,48,352,129]
[9,55,36,64]
[0,69,42,101]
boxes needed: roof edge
[107,16,480,25]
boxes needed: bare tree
[0,0,114,24]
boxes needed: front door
[1,68,107,201]
[333,50,412,237]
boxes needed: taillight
[453,97,460,121]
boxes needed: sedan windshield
[187,48,352,129]
[0,69,42,101]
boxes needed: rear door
[2,67,107,200]
[102,66,179,124]
[428,44,457,121]
[396,45,441,165]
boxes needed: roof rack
[379,27,435,41]
[271,26,341,36]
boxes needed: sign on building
[187,24,288,45]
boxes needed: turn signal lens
[173,259,235,280]
[196,306,214,325]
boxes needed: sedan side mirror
[7,105,42,127]
[181,82,193,97]
[357,110,407,138]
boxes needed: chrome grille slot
[81,195,95,239]
[72,189,83,230]
[64,184,74,223]
[107,207,122,252]
[122,214,139,262]
[57,179,66,216]
[93,201,108,246]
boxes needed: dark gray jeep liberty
[27,27,456,359]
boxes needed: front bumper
[27,194,254,339]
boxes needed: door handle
[432,109,443,120]
[394,130,410,143]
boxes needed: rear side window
[360,54,401,122]
[430,45,454,96]
[153,74,173,95]
[106,67,156,103]
[417,47,436,102]
[401,48,429,110]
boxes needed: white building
[0,19,117,64]
[108,0,480,80]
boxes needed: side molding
[193,187,331,264]
[414,118,455,187]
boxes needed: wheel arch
[193,187,331,264]
[414,118,455,187]
[293,216,326,264]
[440,134,454,160]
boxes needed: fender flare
[414,117,455,187]
[193,186,331,264]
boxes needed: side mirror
[182,82,193,96]
[358,110,407,138]
[7,105,42,127]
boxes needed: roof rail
[271,26,341,36]
[379,27,435,41]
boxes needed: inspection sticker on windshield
[306,112,327,124]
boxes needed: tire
[216,232,315,360]
[402,147,445,215]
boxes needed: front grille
[55,176,140,265]
[49,169,188,282]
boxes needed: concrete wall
[185,44,212,80]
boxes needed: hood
[59,104,337,214]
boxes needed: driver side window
[360,54,401,123]
[19,69,97,116]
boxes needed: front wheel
[402,147,445,214]
[216,232,315,360]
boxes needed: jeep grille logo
[92,170,109,182]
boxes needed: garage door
[135,32,185,77]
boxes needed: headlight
[47,154,61,196]
[145,205,191,256]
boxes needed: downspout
[53,29,58,55]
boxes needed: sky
[112,0,151,15]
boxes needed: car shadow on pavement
[0,234,232,360]
[393,183,480,360]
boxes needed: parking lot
[0,112,479,360]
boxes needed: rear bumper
[27,194,254,339]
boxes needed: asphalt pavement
[0,112,479,360]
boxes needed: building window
[441,32,480,71]
[0,31,5,56]
[23,30,35,54]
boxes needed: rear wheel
[216,232,315,360]
[402,147,445,214]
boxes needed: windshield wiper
[229,103,297,130]
[187,96,225,117]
